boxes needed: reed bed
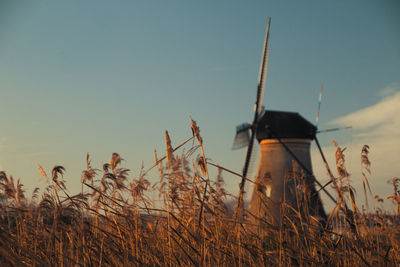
[0,120,399,266]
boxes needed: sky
[0,0,399,212]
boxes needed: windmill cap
[256,110,316,141]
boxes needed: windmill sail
[317,126,352,133]
[255,18,271,115]
[316,85,323,126]
[232,123,251,150]
[236,18,271,216]
[241,17,271,184]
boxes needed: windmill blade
[317,126,352,134]
[315,85,323,127]
[236,18,271,217]
[255,17,271,115]
[242,17,271,186]
[246,140,259,182]
[236,122,252,133]
[232,123,251,150]
[257,105,266,122]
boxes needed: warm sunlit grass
[0,120,399,266]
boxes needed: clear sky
[1,0,399,211]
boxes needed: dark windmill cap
[256,110,316,141]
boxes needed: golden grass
[0,120,399,266]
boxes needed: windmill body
[247,111,326,225]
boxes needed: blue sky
[0,0,399,211]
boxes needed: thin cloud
[378,85,399,97]
[331,90,400,134]
[313,87,400,212]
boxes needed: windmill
[233,18,341,225]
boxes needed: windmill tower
[247,111,326,224]
[233,18,335,226]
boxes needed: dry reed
[0,120,398,266]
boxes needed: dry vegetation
[0,119,399,266]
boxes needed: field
[0,120,399,266]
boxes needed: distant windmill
[233,18,341,225]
